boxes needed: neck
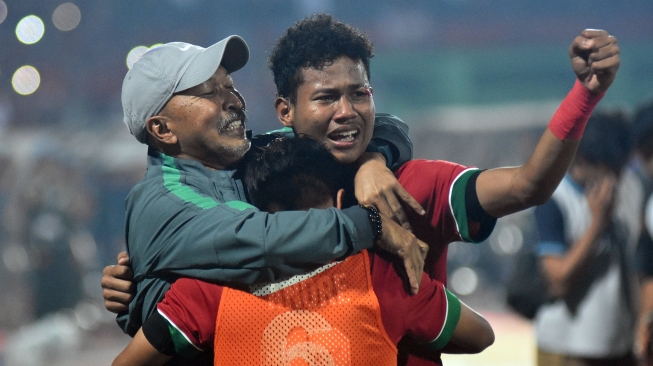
[151,147,228,171]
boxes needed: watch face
[646,194,653,239]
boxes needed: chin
[332,151,359,165]
[221,140,251,160]
[235,140,252,155]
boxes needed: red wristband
[548,79,605,141]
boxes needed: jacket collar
[147,148,237,181]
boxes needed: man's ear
[274,97,294,127]
[146,116,178,145]
[336,189,345,210]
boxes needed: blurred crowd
[0,134,145,365]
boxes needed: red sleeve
[395,159,468,244]
[157,278,224,351]
[395,159,468,282]
[370,251,452,345]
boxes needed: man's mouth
[328,129,359,143]
[223,119,243,131]
[219,111,247,133]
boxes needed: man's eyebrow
[312,87,340,94]
[312,84,368,94]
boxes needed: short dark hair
[240,136,348,212]
[268,13,374,103]
[632,100,653,160]
[577,110,634,173]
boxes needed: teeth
[331,130,357,142]
[225,120,242,130]
[334,130,356,137]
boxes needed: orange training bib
[214,250,396,366]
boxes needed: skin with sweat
[148,66,250,170]
[277,56,374,165]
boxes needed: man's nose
[224,89,245,111]
[333,96,356,121]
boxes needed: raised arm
[476,29,620,218]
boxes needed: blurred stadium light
[52,3,81,32]
[0,1,7,25]
[11,65,40,95]
[15,15,44,45]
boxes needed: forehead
[298,57,369,90]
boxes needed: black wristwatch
[359,204,382,242]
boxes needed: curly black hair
[268,13,374,103]
[240,136,349,213]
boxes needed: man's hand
[101,252,135,314]
[570,29,620,95]
[355,152,425,231]
[374,212,429,295]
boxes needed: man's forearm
[476,82,602,218]
[131,205,374,285]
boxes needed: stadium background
[0,1,651,365]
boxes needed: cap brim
[220,36,249,73]
[174,35,249,93]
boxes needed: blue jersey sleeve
[534,199,567,256]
